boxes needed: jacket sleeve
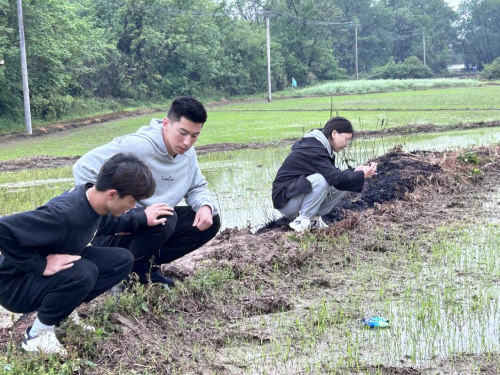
[312,154,365,192]
[73,141,123,184]
[0,207,64,275]
[96,208,148,236]
[184,153,218,215]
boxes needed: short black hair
[321,116,355,139]
[95,153,155,201]
[167,96,208,124]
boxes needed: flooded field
[1,126,499,230]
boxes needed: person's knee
[307,173,328,191]
[210,214,221,234]
[152,210,177,237]
[64,260,99,292]
[114,247,134,273]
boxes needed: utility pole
[423,31,426,65]
[17,0,32,135]
[266,14,272,102]
[354,24,359,80]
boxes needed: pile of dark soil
[260,148,443,233]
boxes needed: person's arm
[0,207,63,275]
[74,136,155,185]
[97,208,148,236]
[96,203,174,235]
[184,155,218,216]
[311,154,366,192]
[73,146,114,185]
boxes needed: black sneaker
[138,271,175,287]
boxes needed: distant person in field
[0,153,155,355]
[73,96,220,287]
[272,116,377,232]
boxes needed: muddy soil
[0,155,80,172]
[0,121,499,172]
[0,108,162,143]
[1,146,499,374]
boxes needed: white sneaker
[310,215,329,229]
[289,216,311,233]
[68,310,95,331]
[22,326,68,356]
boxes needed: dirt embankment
[168,146,496,277]
[0,108,162,143]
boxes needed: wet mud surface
[0,155,80,172]
[0,120,499,172]
[1,146,500,374]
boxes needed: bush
[369,56,433,80]
[480,57,500,80]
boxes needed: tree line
[1,0,499,127]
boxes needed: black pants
[93,206,221,275]
[0,246,133,325]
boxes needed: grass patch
[270,78,482,97]
[0,85,500,161]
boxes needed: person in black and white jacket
[272,117,377,232]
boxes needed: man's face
[162,116,203,156]
[106,192,136,217]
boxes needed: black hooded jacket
[272,136,365,209]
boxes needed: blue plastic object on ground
[362,316,390,328]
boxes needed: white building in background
[447,64,466,72]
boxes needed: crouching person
[0,153,155,355]
[272,117,377,232]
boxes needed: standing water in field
[0,126,499,230]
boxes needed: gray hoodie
[73,119,217,214]
[304,129,333,157]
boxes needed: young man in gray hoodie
[73,97,220,286]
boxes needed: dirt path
[0,121,499,173]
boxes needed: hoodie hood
[133,118,170,156]
[304,129,333,157]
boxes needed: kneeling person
[272,117,377,232]
[0,153,155,355]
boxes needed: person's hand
[193,205,213,231]
[43,254,81,276]
[356,162,378,179]
[145,203,174,226]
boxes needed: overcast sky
[445,0,461,9]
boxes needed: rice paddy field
[0,80,500,374]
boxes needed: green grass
[218,86,500,111]
[0,84,499,162]
[268,78,482,97]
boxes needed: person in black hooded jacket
[272,116,377,232]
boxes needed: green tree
[456,0,500,68]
